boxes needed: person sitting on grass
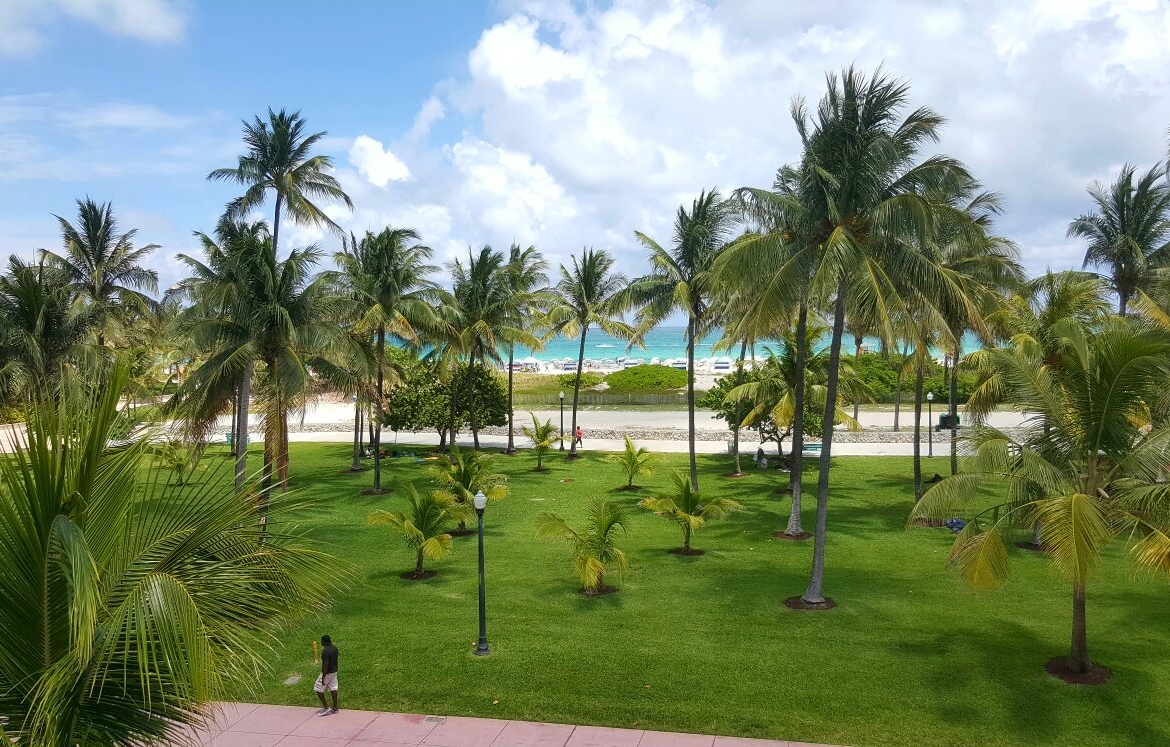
[314,634,339,716]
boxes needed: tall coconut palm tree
[208,108,352,264]
[629,189,737,490]
[334,227,441,493]
[732,66,981,606]
[547,248,635,458]
[40,198,158,347]
[0,360,338,746]
[503,244,550,453]
[912,319,1170,677]
[451,246,511,449]
[1067,163,1170,316]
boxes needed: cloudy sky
[1,0,1168,294]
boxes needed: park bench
[802,442,823,457]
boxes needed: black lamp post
[927,391,934,458]
[473,490,490,656]
[558,390,565,451]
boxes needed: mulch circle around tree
[668,548,705,556]
[579,586,618,597]
[501,449,518,456]
[449,528,476,537]
[722,472,750,478]
[360,488,392,496]
[773,531,811,541]
[400,570,437,581]
[783,595,837,611]
[1016,541,1046,552]
[616,485,642,491]
[909,518,945,528]
[340,467,365,474]
[773,487,792,495]
[1045,657,1112,685]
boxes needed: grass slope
[214,443,1170,747]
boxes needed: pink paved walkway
[184,703,844,747]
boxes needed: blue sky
[2,0,1170,294]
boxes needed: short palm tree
[606,435,655,489]
[537,499,630,594]
[520,412,558,471]
[208,108,352,254]
[428,445,509,532]
[639,471,743,555]
[911,320,1170,677]
[0,361,338,746]
[628,189,737,489]
[40,198,159,347]
[367,484,472,579]
[547,248,635,458]
[1067,162,1170,315]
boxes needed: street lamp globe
[474,490,488,511]
[926,391,934,402]
[559,391,564,401]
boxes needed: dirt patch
[360,488,392,496]
[579,586,618,597]
[340,467,365,474]
[400,570,437,581]
[1045,657,1112,685]
[1016,541,1046,552]
[773,531,811,541]
[784,595,837,611]
[667,548,705,556]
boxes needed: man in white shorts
[314,634,339,715]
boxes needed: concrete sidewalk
[185,703,842,747]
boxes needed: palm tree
[547,248,635,458]
[40,198,158,347]
[503,244,550,453]
[521,412,558,471]
[1067,163,1170,315]
[451,246,511,449]
[367,484,472,579]
[0,256,95,401]
[334,227,441,493]
[628,189,737,490]
[911,320,1170,677]
[639,471,743,555]
[428,445,509,533]
[0,361,338,746]
[537,499,630,594]
[731,66,980,606]
[208,108,352,258]
[606,435,655,489]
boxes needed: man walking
[314,634,339,716]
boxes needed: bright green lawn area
[217,443,1170,747]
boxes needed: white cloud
[348,135,412,187]
[408,97,446,142]
[0,0,187,57]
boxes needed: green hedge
[604,364,688,392]
[556,372,603,389]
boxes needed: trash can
[937,414,960,430]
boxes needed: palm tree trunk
[686,314,698,491]
[449,364,460,449]
[416,548,425,575]
[351,395,362,471]
[786,303,808,537]
[373,326,385,492]
[230,385,239,458]
[913,358,924,502]
[234,365,251,492]
[950,339,961,476]
[470,349,480,450]
[278,409,290,489]
[568,325,588,458]
[683,524,691,554]
[1070,580,1090,672]
[852,333,862,421]
[732,338,748,475]
[506,344,516,453]
[1119,291,1128,317]
[271,193,283,257]
[803,281,846,605]
[893,345,905,432]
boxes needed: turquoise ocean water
[510,326,981,363]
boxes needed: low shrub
[604,365,688,392]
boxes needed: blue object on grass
[943,518,966,533]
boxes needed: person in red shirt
[574,425,583,447]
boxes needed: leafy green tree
[0,361,337,746]
[521,412,558,471]
[367,483,472,579]
[629,189,736,489]
[640,471,743,554]
[537,499,630,594]
[1067,163,1170,315]
[607,435,655,489]
[40,198,158,347]
[334,227,440,493]
[547,248,635,458]
[912,320,1170,676]
[428,445,509,531]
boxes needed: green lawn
[220,443,1170,747]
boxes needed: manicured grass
[217,443,1170,747]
